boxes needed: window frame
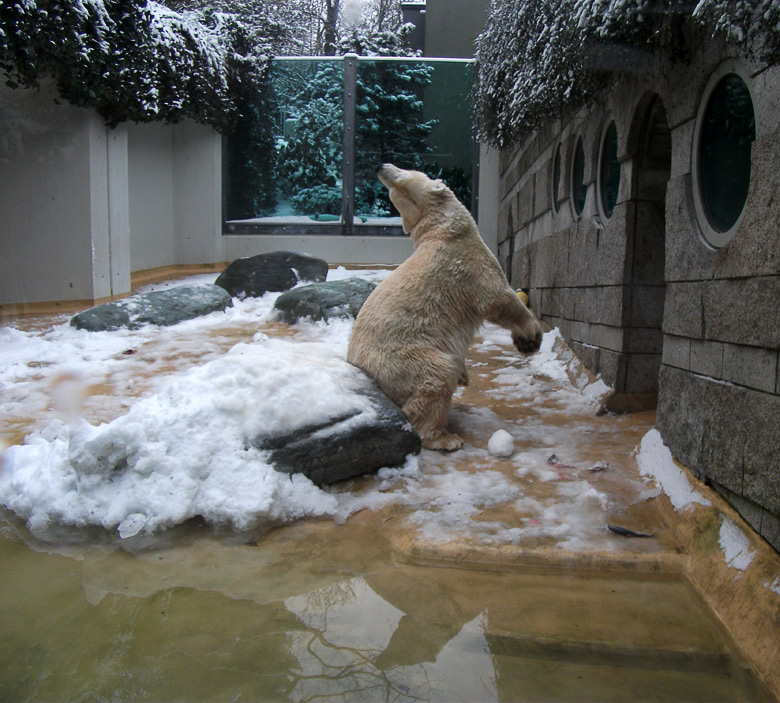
[570,135,587,218]
[691,61,756,250]
[597,120,620,221]
[550,141,563,215]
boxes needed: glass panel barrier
[223,57,474,234]
[224,58,345,224]
[354,59,475,224]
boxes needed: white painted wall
[174,121,222,265]
[222,234,414,265]
[477,143,500,256]
[0,82,112,306]
[127,122,176,272]
[127,121,222,273]
[0,80,415,310]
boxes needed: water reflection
[285,578,496,702]
[0,517,770,703]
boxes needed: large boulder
[71,285,233,332]
[273,278,376,324]
[215,251,328,298]
[250,376,421,486]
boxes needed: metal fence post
[342,53,357,236]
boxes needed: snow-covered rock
[215,251,329,298]
[273,278,376,324]
[70,285,233,332]
[0,338,420,538]
[252,374,420,486]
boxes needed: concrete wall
[0,81,130,308]
[222,234,413,265]
[127,120,222,273]
[477,143,499,255]
[128,123,176,272]
[495,44,780,551]
[0,82,224,311]
[424,0,490,58]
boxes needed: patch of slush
[478,326,611,413]
[766,577,780,596]
[719,517,756,574]
[635,429,711,510]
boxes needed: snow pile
[635,429,712,511]
[719,517,756,574]
[0,339,390,539]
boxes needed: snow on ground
[0,267,651,547]
[719,517,756,574]
[634,429,711,511]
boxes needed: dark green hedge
[0,0,269,132]
[475,0,780,148]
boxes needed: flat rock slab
[215,251,328,298]
[273,278,377,323]
[71,285,233,332]
[251,376,421,486]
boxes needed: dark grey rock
[273,278,376,324]
[250,375,421,486]
[215,251,328,298]
[70,285,233,332]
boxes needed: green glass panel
[699,73,755,233]
[224,59,345,221]
[354,60,474,219]
[573,137,587,215]
[600,121,620,218]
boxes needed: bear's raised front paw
[513,328,542,354]
[422,431,464,452]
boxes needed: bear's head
[377,164,449,235]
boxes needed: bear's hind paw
[422,431,464,452]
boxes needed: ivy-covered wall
[0,0,269,132]
[474,0,780,148]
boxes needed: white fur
[348,164,542,450]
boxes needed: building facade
[495,38,780,550]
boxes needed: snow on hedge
[0,0,270,131]
[475,0,780,147]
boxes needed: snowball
[487,429,514,457]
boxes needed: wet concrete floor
[0,294,778,702]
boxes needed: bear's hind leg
[399,350,463,451]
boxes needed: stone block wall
[496,46,780,551]
[655,57,780,551]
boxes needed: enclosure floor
[1,289,779,701]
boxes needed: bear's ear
[430,179,447,194]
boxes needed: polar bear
[347,164,543,451]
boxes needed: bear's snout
[377,163,404,188]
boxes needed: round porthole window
[598,121,620,219]
[551,143,562,213]
[693,67,756,248]
[571,137,587,216]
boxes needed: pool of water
[0,513,771,703]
